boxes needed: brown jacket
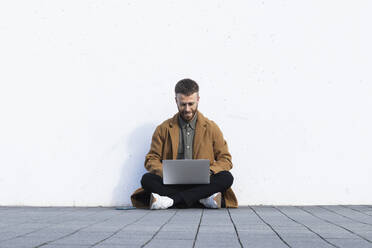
[130,111,238,208]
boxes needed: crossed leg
[140,171,233,208]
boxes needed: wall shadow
[111,123,156,206]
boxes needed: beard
[179,107,197,122]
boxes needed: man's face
[175,92,200,122]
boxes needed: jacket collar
[169,110,206,127]
[178,113,197,130]
[169,110,207,159]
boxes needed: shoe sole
[214,192,222,209]
[150,193,156,209]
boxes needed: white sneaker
[150,193,174,210]
[199,192,222,209]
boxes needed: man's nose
[185,104,191,111]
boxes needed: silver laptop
[163,159,210,184]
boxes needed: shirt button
[187,146,190,149]
[187,132,190,135]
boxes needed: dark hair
[175,78,199,96]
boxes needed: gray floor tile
[326,238,372,248]
[1,206,372,247]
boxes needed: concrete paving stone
[161,224,199,232]
[240,237,289,248]
[300,207,371,234]
[109,231,155,239]
[0,228,48,239]
[195,243,240,248]
[197,241,241,248]
[170,213,201,219]
[326,238,372,248]
[202,210,230,217]
[171,209,201,214]
[0,221,28,227]
[169,216,201,220]
[228,210,263,217]
[51,239,102,246]
[123,225,162,232]
[323,206,372,225]
[155,230,195,240]
[51,221,96,227]
[198,224,235,233]
[145,239,194,248]
[346,223,372,230]
[134,213,176,225]
[2,206,372,247]
[311,230,357,239]
[201,215,232,221]
[0,236,50,248]
[171,212,201,219]
[144,209,177,216]
[50,232,115,245]
[42,245,90,248]
[302,206,351,221]
[101,213,146,220]
[230,217,269,225]
[236,228,277,235]
[199,220,232,226]
[275,228,317,237]
[197,232,237,239]
[169,220,200,226]
[241,228,312,239]
[78,226,122,233]
[195,237,241,248]
[97,219,145,226]
[62,218,110,225]
[15,222,51,229]
[201,213,231,220]
[284,237,335,248]
[94,245,140,248]
[339,226,372,238]
[270,225,310,231]
[111,214,152,223]
[0,244,31,248]
[4,221,47,229]
[0,231,21,241]
[346,206,372,214]
[238,231,282,240]
[341,224,372,231]
[234,224,271,231]
[196,232,237,242]
[23,229,74,239]
[40,226,86,234]
[355,231,372,239]
[232,219,268,225]
[97,236,150,245]
[266,222,302,228]
[69,231,116,238]
[0,222,19,227]
[195,241,241,248]
[94,213,140,220]
[251,207,304,228]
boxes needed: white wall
[1,1,371,206]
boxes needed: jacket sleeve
[144,125,164,177]
[209,123,233,174]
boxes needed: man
[131,79,238,209]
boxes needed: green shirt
[177,113,197,159]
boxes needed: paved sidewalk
[1,206,372,248]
